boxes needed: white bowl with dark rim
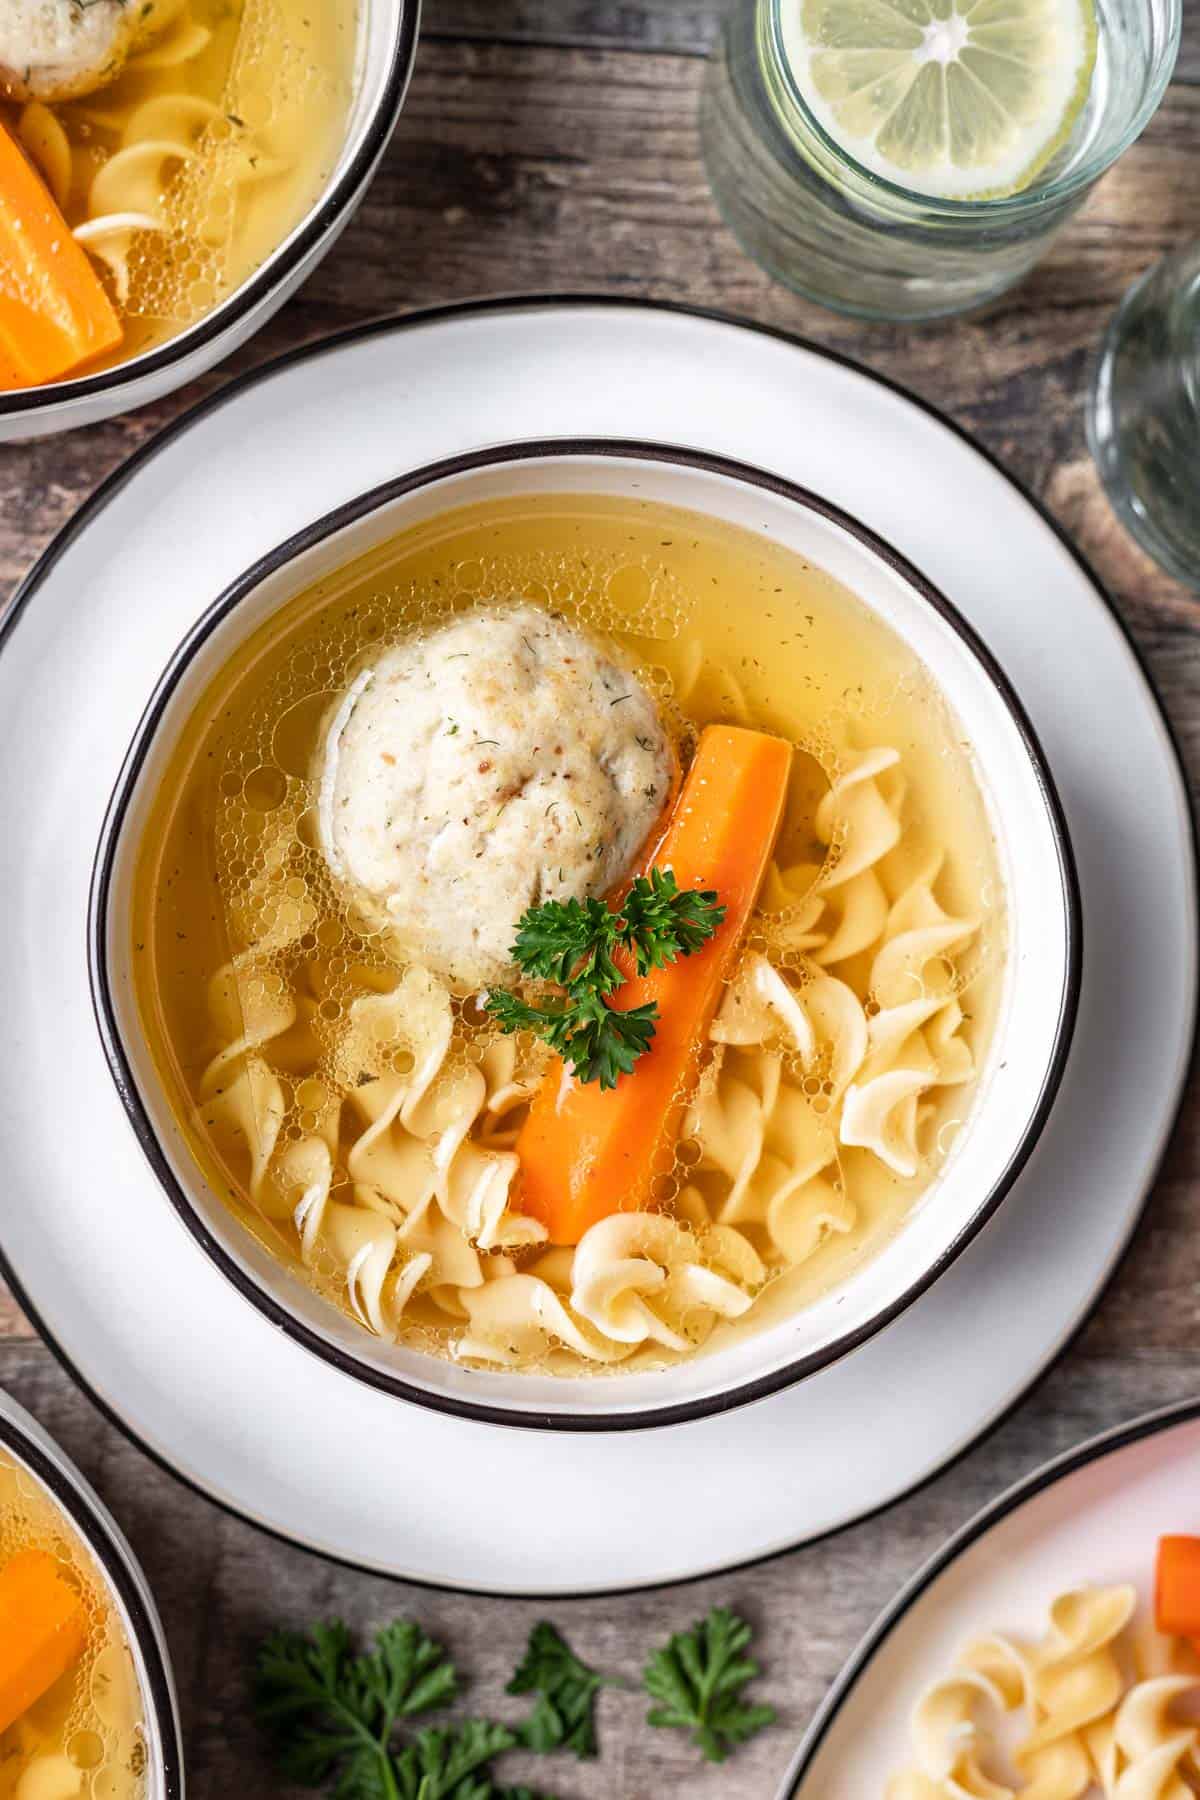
[0,1390,183,1797]
[89,440,1081,1431]
[0,1,418,442]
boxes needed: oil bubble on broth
[131,495,1007,1378]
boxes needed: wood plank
[423,0,722,54]
[0,1285,33,1337]
[422,0,1200,83]
[1,1337,1196,1799]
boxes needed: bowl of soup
[0,0,417,438]
[90,441,1079,1428]
[0,1390,182,1798]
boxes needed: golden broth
[1,0,356,371]
[130,493,1007,1374]
[0,1448,146,1800]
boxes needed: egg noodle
[888,1584,1200,1798]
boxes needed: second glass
[1089,242,1200,590]
[700,0,1181,322]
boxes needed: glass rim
[765,0,1182,218]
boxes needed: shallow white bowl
[0,0,418,441]
[90,441,1080,1430]
[0,1390,183,1797]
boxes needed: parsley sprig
[510,896,625,992]
[253,1620,554,1800]
[484,988,659,1091]
[254,1605,775,1795]
[620,872,728,972]
[507,1622,617,1759]
[253,1620,456,1792]
[485,870,725,1090]
[392,1721,525,1800]
[642,1607,776,1763]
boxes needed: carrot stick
[516,724,793,1245]
[0,1548,88,1734]
[0,122,122,390]
[1155,1536,1200,1638]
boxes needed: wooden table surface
[2,5,1199,1795]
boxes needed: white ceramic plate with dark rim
[0,299,1192,1593]
[87,439,1078,1432]
[0,0,418,440]
[0,1390,184,1798]
[778,1398,1200,1797]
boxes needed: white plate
[780,1398,1200,1796]
[0,299,1193,1594]
[93,442,1077,1428]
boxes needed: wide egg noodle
[686,741,980,1270]
[887,1585,1200,1800]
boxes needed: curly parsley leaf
[510,895,622,994]
[483,988,658,1092]
[507,1622,615,1760]
[558,993,659,1091]
[642,1606,776,1764]
[618,870,725,975]
[486,865,721,1087]
[481,989,579,1058]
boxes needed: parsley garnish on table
[485,870,725,1089]
[392,1722,529,1800]
[253,1605,774,1793]
[642,1606,776,1763]
[507,1622,615,1758]
[252,1620,554,1800]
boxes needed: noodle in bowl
[90,442,1079,1429]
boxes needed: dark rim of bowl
[86,433,1083,1434]
[0,1406,184,1799]
[778,1394,1200,1797]
[0,1,420,421]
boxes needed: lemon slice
[779,0,1098,200]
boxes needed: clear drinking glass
[1088,244,1200,590]
[700,0,1181,322]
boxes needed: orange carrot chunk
[1155,1535,1200,1638]
[0,1548,88,1734]
[0,121,122,391]
[516,724,793,1246]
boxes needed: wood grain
[424,0,725,54]
[0,6,1198,1796]
[422,0,1200,82]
